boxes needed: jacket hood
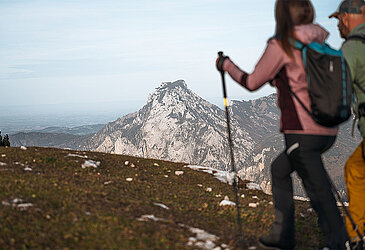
[294,23,329,44]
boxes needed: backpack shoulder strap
[346,35,365,43]
[354,81,365,94]
[276,71,313,117]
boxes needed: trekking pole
[326,172,365,246]
[217,51,245,248]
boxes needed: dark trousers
[270,134,349,249]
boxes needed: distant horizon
[0,81,276,135]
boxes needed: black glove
[216,52,229,72]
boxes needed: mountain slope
[0,146,326,249]
[84,80,255,170]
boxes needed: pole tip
[218,51,224,56]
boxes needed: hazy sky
[0,0,345,110]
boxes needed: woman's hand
[216,53,229,72]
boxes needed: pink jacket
[223,23,338,136]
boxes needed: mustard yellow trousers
[345,140,365,241]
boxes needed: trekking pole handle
[217,51,228,100]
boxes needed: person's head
[329,0,365,38]
[275,0,315,58]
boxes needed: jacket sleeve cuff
[223,59,249,88]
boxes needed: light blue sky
[0,0,345,112]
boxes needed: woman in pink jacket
[217,0,350,249]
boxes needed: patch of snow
[186,165,240,186]
[137,214,166,222]
[252,196,258,199]
[81,160,100,169]
[179,224,224,250]
[137,212,230,250]
[337,201,348,207]
[126,178,133,182]
[124,161,129,166]
[269,201,273,205]
[130,163,135,168]
[24,167,32,171]
[175,171,184,176]
[241,194,245,198]
[293,196,309,201]
[67,153,88,159]
[0,162,7,166]
[20,146,27,150]
[206,187,212,192]
[153,203,169,210]
[246,182,261,190]
[153,163,159,167]
[104,181,113,185]
[164,175,169,178]
[1,154,6,157]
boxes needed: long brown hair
[275,0,315,59]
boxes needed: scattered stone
[206,187,212,192]
[175,171,184,176]
[241,194,245,198]
[252,196,258,199]
[130,163,135,168]
[17,203,33,210]
[269,201,274,205]
[104,181,113,185]
[1,154,5,157]
[126,178,133,182]
[2,198,34,210]
[81,160,100,169]
[307,208,314,213]
[164,175,169,178]
[153,203,169,210]
[153,163,159,167]
[1,201,10,206]
[197,184,203,187]
[124,161,129,166]
[300,213,305,218]
[216,194,222,198]
[220,196,236,206]
[0,162,7,166]
[46,215,51,219]
[249,203,257,208]
[20,146,27,150]
[248,246,257,250]
[246,182,261,190]
[24,167,32,171]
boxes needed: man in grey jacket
[330,0,365,249]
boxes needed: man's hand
[216,52,229,72]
